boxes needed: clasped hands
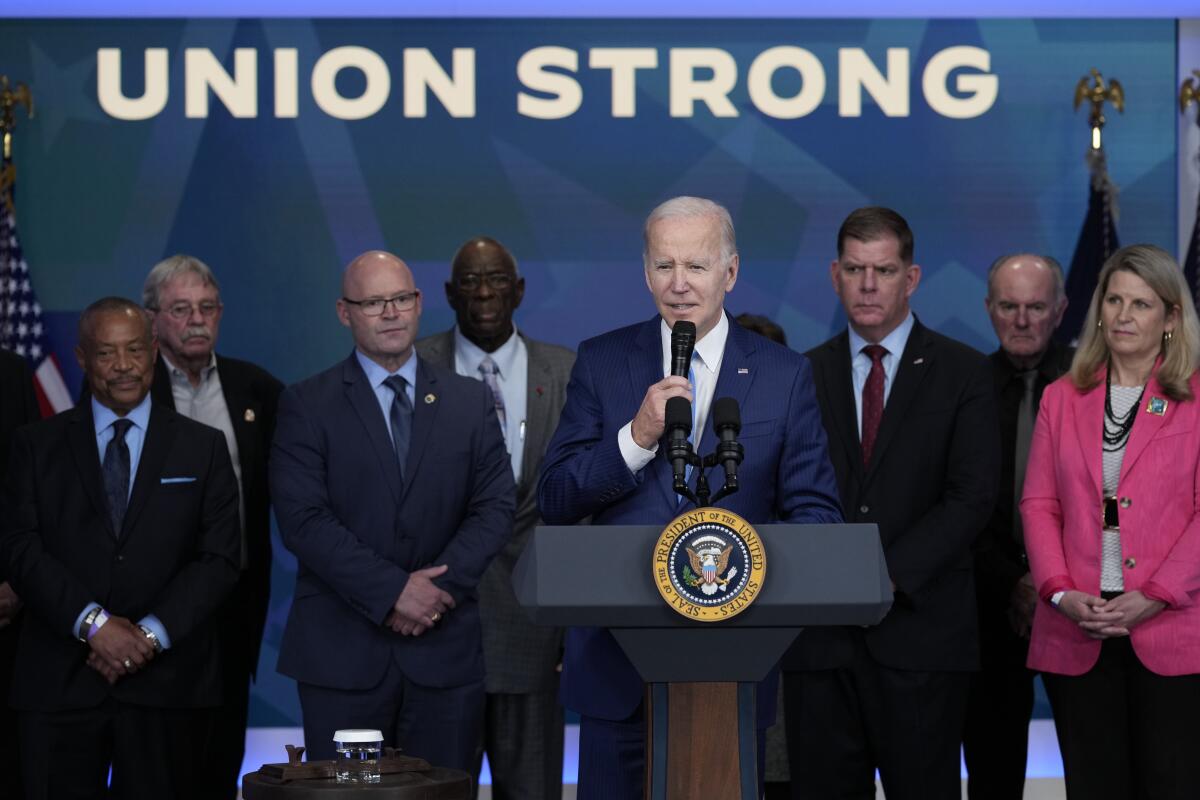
[385,564,455,637]
[1053,589,1166,639]
[85,616,157,685]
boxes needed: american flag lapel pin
[738,367,749,374]
[913,358,924,365]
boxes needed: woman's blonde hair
[1069,244,1200,401]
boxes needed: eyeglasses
[159,301,222,320]
[452,273,514,292]
[342,291,420,316]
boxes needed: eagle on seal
[687,544,735,596]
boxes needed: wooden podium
[513,523,892,800]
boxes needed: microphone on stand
[665,396,693,493]
[711,397,743,497]
[670,320,697,378]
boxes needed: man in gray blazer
[417,236,573,800]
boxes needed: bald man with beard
[271,251,515,774]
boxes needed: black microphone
[711,397,743,488]
[664,395,693,488]
[670,320,697,378]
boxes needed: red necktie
[860,344,888,465]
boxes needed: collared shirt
[619,313,730,474]
[356,349,418,441]
[78,392,169,648]
[453,326,528,482]
[848,312,915,438]
[92,393,151,490]
[161,352,246,567]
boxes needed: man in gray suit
[416,236,574,800]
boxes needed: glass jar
[333,729,383,784]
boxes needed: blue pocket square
[160,477,197,484]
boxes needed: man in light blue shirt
[1,297,240,798]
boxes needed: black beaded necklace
[1103,368,1145,452]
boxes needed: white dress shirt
[848,312,914,439]
[619,313,729,474]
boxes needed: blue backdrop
[0,17,1179,725]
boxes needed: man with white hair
[143,255,283,800]
[539,196,842,800]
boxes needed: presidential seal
[653,508,766,621]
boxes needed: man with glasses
[417,237,574,800]
[142,254,283,800]
[271,250,514,775]
[963,254,1070,800]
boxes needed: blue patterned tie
[103,418,133,534]
[478,356,508,448]
[384,375,412,483]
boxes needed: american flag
[0,169,73,417]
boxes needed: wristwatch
[1050,590,1066,607]
[138,624,164,654]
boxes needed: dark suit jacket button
[859,504,869,514]
[115,555,125,562]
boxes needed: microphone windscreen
[665,396,693,434]
[671,320,696,346]
[672,320,697,337]
[712,397,741,434]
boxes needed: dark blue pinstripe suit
[538,314,843,797]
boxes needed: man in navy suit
[271,251,515,773]
[538,196,843,800]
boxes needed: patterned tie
[860,344,888,466]
[1012,369,1038,545]
[383,375,412,483]
[103,418,133,534]
[479,357,508,448]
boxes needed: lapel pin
[913,358,924,365]
[243,408,256,422]
[738,368,749,374]
[1147,397,1168,416]
[536,386,544,397]
[424,393,436,404]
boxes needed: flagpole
[1181,70,1200,305]
[1059,68,1125,344]
[0,76,35,213]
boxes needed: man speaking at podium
[538,196,843,800]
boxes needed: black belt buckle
[1103,496,1119,530]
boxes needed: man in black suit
[142,254,282,799]
[784,207,999,800]
[0,348,38,799]
[1,297,240,799]
[963,253,1071,799]
[417,237,574,800]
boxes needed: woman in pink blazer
[1022,244,1200,800]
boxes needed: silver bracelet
[78,607,101,642]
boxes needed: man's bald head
[337,250,423,372]
[984,252,1067,369]
[342,250,414,298]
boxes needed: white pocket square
[160,477,197,484]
